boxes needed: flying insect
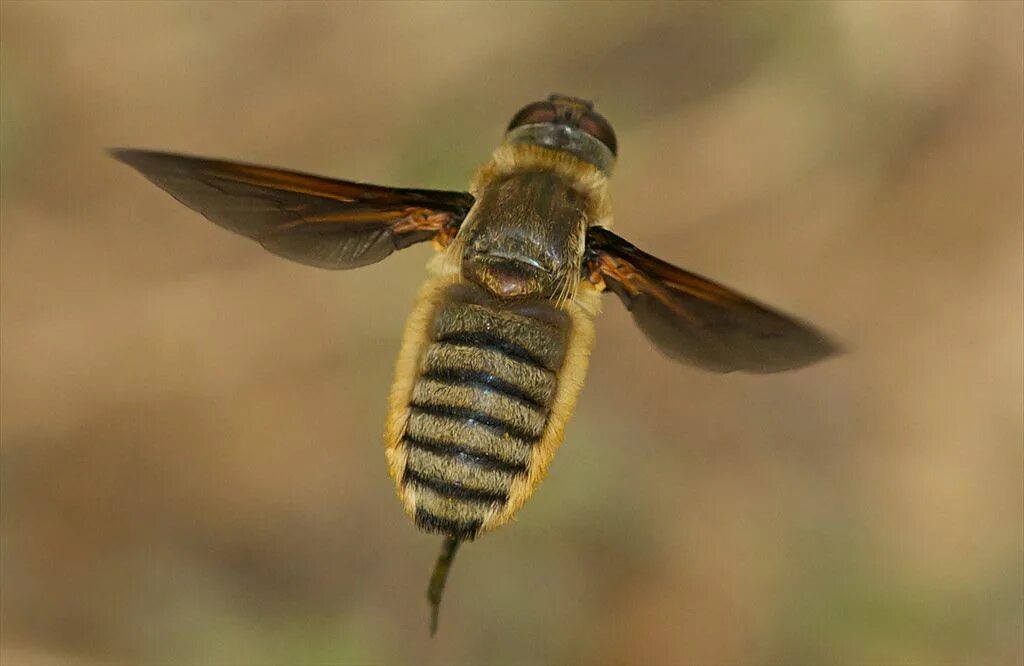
[111,94,839,634]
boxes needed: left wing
[585,226,840,373]
[111,149,475,269]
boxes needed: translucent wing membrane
[586,226,840,373]
[111,149,475,269]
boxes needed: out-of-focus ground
[1,2,1021,665]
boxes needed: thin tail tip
[429,606,440,637]
[425,534,461,637]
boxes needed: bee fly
[112,94,839,633]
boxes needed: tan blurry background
[1,2,1022,665]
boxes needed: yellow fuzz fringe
[470,143,613,229]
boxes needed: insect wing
[586,227,840,373]
[111,149,475,269]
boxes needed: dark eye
[578,111,617,157]
[507,101,557,132]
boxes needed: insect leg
[390,209,460,252]
[430,217,459,251]
[584,256,608,292]
[427,535,462,636]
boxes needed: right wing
[585,226,840,373]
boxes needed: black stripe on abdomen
[403,468,508,504]
[421,343,557,409]
[402,434,521,501]
[421,366,544,410]
[404,434,528,475]
[430,297,570,372]
[435,330,551,372]
[408,400,544,444]
[414,508,482,540]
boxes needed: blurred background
[2,2,1022,664]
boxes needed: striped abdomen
[387,281,574,540]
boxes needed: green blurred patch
[148,604,383,666]
[770,524,1021,663]
[391,103,496,190]
[240,612,383,666]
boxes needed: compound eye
[578,111,618,156]
[507,101,557,132]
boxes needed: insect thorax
[456,144,613,302]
